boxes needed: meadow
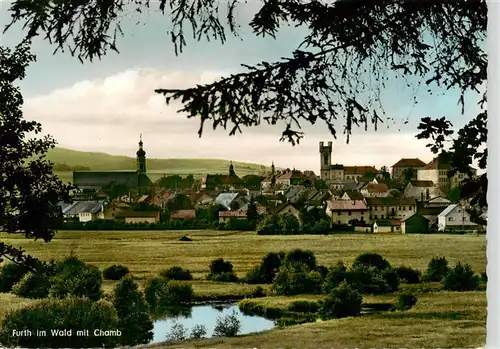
[0,230,487,348]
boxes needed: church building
[72,135,152,192]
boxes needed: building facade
[391,158,427,181]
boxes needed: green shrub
[272,263,323,296]
[394,266,422,284]
[245,252,285,284]
[209,258,234,275]
[207,271,239,282]
[113,275,154,346]
[245,266,263,284]
[423,256,450,282]
[283,249,317,271]
[323,261,348,293]
[212,310,241,337]
[0,297,119,348]
[157,280,194,307]
[395,292,418,310]
[144,277,169,310]
[0,263,30,293]
[160,266,193,281]
[352,253,391,271]
[288,300,320,313]
[277,313,317,326]
[345,265,391,294]
[315,265,329,278]
[251,286,266,298]
[11,271,51,299]
[166,322,187,341]
[319,281,362,320]
[481,271,487,282]
[443,262,480,291]
[382,269,401,293]
[103,265,130,280]
[48,256,102,301]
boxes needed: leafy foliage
[157,280,194,306]
[113,275,154,346]
[160,266,193,281]
[423,256,450,282]
[319,281,362,320]
[283,249,317,271]
[395,292,418,311]
[272,262,323,296]
[212,310,241,338]
[103,264,130,280]
[11,271,52,299]
[352,253,391,272]
[0,43,72,273]
[394,266,422,284]
[443,262,480,291]
[0,262,30,292]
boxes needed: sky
[0,1,484,174]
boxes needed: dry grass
[0,294,38,323]
[143,291,486,349]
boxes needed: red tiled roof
[364,183,389,193]
[277,170,306,180]
[326,200,368,211]
[409,180,435,187]
[392,158,427,168]
[170,209,196,219]
[219,211,247,218]
[423,157,451,170]
[343,166,379,175]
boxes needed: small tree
[246,196,259,225]
[113,275,154,346]
[423,256,450,282]
[352,253,391,271]
[283,249,317,271]
[212,310,241,338]
[443,262,480,291]
[319,281,362,320]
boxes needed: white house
[403,180,444,201]
[437,204,478,232]
[326,200,369,225]
[61,201,105,222]
[360,183,391,198]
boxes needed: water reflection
[151,303,275,344]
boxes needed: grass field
[0,230,486,348]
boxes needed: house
[391,158,427,181]
[61,201,105,222]
[214,192,241,210]
[341,191,365,201]
[114,210,161,224]
[218,210,248,224]
[422,196,451,209]
[403,180,444,201]
[275,203,301,222]
[343,166,380,181]
[437,204,478,232]
[283,185,309,203]
[170,209,196,220]
[276,170,307,186]
[102,202,131,220]
[326,200,369,225]
[373,219,402,233]
[417,153,477,190]
[401,213,431,234]
[365,197,417,222]
[360,183,390,198]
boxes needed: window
[348,211,352,216]
[375,207,378,211]
[374,215,378,219]
[338,211,341,215]
[448,217,453,221]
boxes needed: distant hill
[47,148,271,183]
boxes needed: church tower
[319,141,333,180]
[136,134,146,174]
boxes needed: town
[60,137,487,235]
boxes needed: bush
[272,263,323,296]
[144,277,169,310]
[395,292,418,310]
[0,263,30,293]
[323,261,348,293]
[394,266,422,284]
[382,269,401,293]
[0,297,119,348]
[345,265,392,294]
[352,253,391,271]
[481,271,487,282]
[245,252,285,284]
[315,265,329,278]
[208,271,239,282]
[160,266,193,281]
[212,310,241,337]
[11,271,52,299]
[48,255,102,301]
[283,249,317,271]
[103,265,130,280]
[209,258,234,275]
[245,266,263,284]
[288,300,320,313]
[113,275,154,346]
[423,256,450,282]
[319,281,363,320]
[443,262,480,291]
[190,324,208,339]
[157,280,194,306]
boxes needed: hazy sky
[0,1,483,173]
